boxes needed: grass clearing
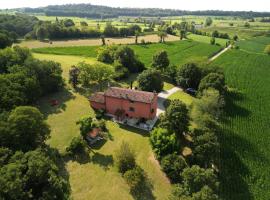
[213,50,270,200]
[167,91,195,106]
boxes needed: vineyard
[213,50,270,200]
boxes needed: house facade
[89,87,158,120]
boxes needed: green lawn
[34,53,172,200]
[213,50,270,200]
[167,90,194,106]
[33,40,222,67]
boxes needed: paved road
[209,45,231,61]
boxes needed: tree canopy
[151,50,170,70]
[137,69,164,92]
[150,128,178,160]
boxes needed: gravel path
[209,45,231,61]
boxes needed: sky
[0,0,270,12]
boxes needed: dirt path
[209,45,231,61]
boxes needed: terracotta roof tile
[89,92,105,104]
[104,87,155,104]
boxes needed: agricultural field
[35,15,152,31]
[213,49,270,200]
[187,33,228,46]
[32,40,222,67]
[237,36,270,54]
[18,34,179,48]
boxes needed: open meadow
[213,48,270,200]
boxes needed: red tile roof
[104,87,156,104]
[89,92,105,104]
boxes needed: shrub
[66,136,87,155]
[124,166,146,195]
[115,142,136,174]
[137,68,164,92]
[264,44,270,55]
[149,128,178,160]
[161,154,187,183]
[113,61,129,80]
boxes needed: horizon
[1,0,270,12]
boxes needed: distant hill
[18,4,270,18]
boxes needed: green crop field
[237,36,270,54]
[187,33,228,47]
[213,49,270,200]
[32,40,222,67]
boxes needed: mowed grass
[34,53,172,200]
[167,90,195,106]
[237,36,270,54]
[213,50,270,200]
[187,33,228,47]
[33,40,222,67]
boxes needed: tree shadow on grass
[130,170,156,200]
[223,89,251,120]
[63,150,91,165]
[36,87,75,118]
[119,124,150,137]
[217,126,268,200]
[91,152,114,171]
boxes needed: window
[151,108,155,113]
[129,107,135,112]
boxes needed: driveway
[156,87,182,116]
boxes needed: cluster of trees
[104,23,142,37]
[97,45,145,74]
[260,18,270,22]
[0,106,70,199]
[32,19,101,40]
[170,62,226,95]
[0,29,17,49]
[144,51,226,198]
[212,30,230,39]
[0,46,64,111]
[0,14,38,37]
[23,4,270,18]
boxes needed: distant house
[194,24,204,29]
[89,87,158,120]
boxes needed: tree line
[21,4,270,18]
[0,45,70,199]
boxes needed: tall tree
[151,50,170,71]
[1,106,50,152]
